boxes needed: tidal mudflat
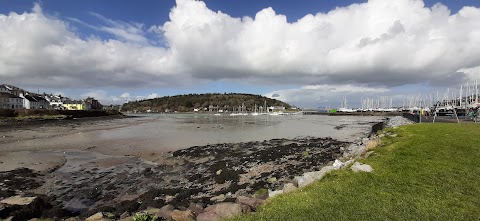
[0,114,383,219]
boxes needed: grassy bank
[231,123,480,221]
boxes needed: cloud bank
[1,0,480,93]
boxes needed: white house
[44,94,66,109]
[20,93,51,109]
[0,92,23,109]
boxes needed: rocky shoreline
[0,116,412,220]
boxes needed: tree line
[121,93,292,112]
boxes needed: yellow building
[63,100,87,110]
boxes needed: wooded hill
[121,93,292,112]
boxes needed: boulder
[332,159,344,169]
[171,209,195,221]
[351,162,373,173]
[268,189,283,198]
[85,212,114,221]
[119,211,130,219]
[157,204,175,219]
[294,166,336,188]
[187,202,204,216]
[0,196,37,206]
[240,203,251,213]
[196,210,222,221]
[293,175,315,188]
[204,203,242,219]
[236,196,264,211]
[210,194,226,202]
[282,183,297,194]
[344,143,367,157]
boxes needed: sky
[1,0,480,108]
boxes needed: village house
[1,83,103,111]
[63,100,90,110]
[0,92,24,109]
[85,97,102,110]
[44,94,68,110]
[20,93,51,109]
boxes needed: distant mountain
[121,93,292,112]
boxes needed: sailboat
[338,97,354,112]
[251,104,259,116]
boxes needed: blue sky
[1,0,480,107]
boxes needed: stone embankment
[0,117,414,221]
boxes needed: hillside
[121,93,292,112]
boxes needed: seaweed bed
[0,136,348,219]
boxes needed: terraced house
[0,92,23,109]
[20,93,51,109]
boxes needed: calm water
[92,113,383,152]
[5,114,384,154]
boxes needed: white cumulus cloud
[1,0,480,92]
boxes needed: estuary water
[0,113,384,157]
[92,113,384,152]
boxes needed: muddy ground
[0,136,348,220]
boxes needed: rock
[0,195,37,205]
[210,194,226,202]
[236,196,264,211]
[64,217,82,221]
[268,189,283,198]
[293,175,314,188]
[187,202,204,216]
[344,159,355,167]
[165,195,175,203]
[378,133,385,138]
[119,211,130,219]
[171,209,195,221]
[333,159,344,169]
[294,165,336,188]
[157,204,175,219]
[196,210,222,221]
[282,183,297,193]
[240,203,251,213]
[344,143,367,158]
[117,216,133,221]
[204,203,242,219]
[143,206,161,214]
[85,212,114,221]
[351,162,373,173]
[389,134,398,137]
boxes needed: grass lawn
[230,123,480,221]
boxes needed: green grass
[230,123,480,221]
